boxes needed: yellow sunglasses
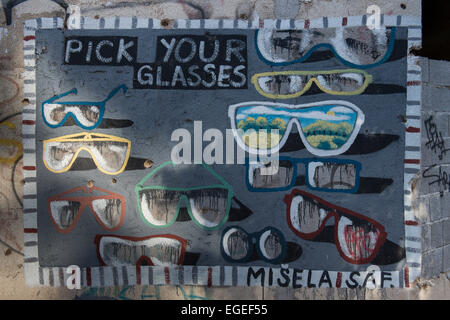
[251,69,373,99]
[43,132,131,175]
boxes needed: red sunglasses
[47,185,126,234]
[284,189,386,265]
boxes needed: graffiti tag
[424,115,450,160]
[422,164,450,193]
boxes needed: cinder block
[442,193,450,219]
[420,57,429,84]
[431,222,444,249]
[429,59,450,87]
[422,223,432,252]
[422,85,450,112]
[429,195,442,222]
[420,148,450,168]
[422,248,443,279]
[444,245,450,272]
[444,219,450,246]
[422,111,449,138]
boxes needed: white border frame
[22,14,422,288]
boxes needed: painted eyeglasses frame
[135,161,234,231]
[284,188,386,265]
[47,185,126,234]
[42,84,127,130]
[228,100,365,157]
[42,132,131,175]
[254,27,397,69]
[251,69,373,99]
[94,234,187,267]
[246,156,362,193]
[220,226,287,264]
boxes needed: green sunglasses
[135,161,234,231]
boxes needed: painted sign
[22,15,422,288]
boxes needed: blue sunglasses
[221,226,287,264]
[42,84,127,130]
[255,26,396,69]
[246,156,361,193]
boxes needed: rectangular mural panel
[22,15,422,288]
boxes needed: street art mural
[21,14,422,288]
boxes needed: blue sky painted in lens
[235,105,357,128]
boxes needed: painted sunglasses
[228,100,364,156]
[43,132,131,175]
[255,26,396,68]
[135,161,234,231]
[246,157,361,193]
[284,189,386,264]
[42,84,127,129]
[94,234,187,267]
[47,185,125,234]
[221,226,286,264]
[251,69,372,99]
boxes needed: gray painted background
[35,27,408,272]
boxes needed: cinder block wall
[418,58,450,279]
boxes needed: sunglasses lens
[308,161,357,190]
[91,198,122,229]
[49,200,81,230]
[188,188,229,229]
[249,160,294,189]
[139,190,180,226]
[235,106,286,150]
[337,216,383,263]
[298,105,358,152]
[44,104,101,127]
[339,27,392,66]
[99,236,184,266]
[257,29,309,63]
[258,229,283,261]
[256,75,305,96]
[44,141,77,172]
[289,195,328,235]
[316,73,365,92]
[222,227,249,261]
[87,141,129,174]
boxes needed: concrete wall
[0,0,448,300]
[416,58,450,280]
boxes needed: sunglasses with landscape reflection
[229,101,364,156]
[284,189,386,264]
